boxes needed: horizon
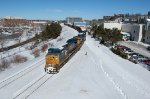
[0,0,149,20]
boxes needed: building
[103,14,124,21]
[104,22,145,42]
[146,19,150,30]
[104,22,123,30]
[143,19,150,43]
[73,22,87,31]
[121,24,145,42]
[0,19,2,26]
[90,19,104,27]
[66,17,82,25]
[103,16,113,21]
[0,16,49,27]
[32,20,48,25]
[148,11,150,18]
[121,32,131,41]
[1,16,28,27]
[95,12,150,44]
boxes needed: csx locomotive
[45,33,86,74]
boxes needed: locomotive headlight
[53,56,58,60]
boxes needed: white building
[66,17,82,25]
[121,32,131,41]
[144,19,150,44]
[121,24,144,42]
[104,22,122,30]
[104,21,145,42]
[33,21,47,25]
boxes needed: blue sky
[0,0,149,20]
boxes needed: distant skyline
[0,0,149,20]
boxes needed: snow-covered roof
[33,21,47,24]
[4,16,23,19]
[121,31,131,36]
[147,19,150,22]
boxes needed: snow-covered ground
[0,26,41,48]
[0,26,150,99]
[27,35,150,99]
[0,24,79,99]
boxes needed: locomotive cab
[45,48,62,74]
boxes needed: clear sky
[0,0,149,20]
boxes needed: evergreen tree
[41,23,62,40]
[92,26,122,43]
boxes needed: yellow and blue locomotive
[45,33,86,74]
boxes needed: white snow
[147,19,150,22]
[0,25,150,99]
[48,24,79,48]
[0,26,40,48]
[27,35,150,99]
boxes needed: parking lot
[118,41,150,58]
[113,42,150,71]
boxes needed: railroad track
[13,74,54,99]
[0,58,44,89]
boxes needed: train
[44,32,86,74]
[64,23,84,33]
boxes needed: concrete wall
[104,22,122,30]
[104,22,146,42]
[144,20,150,44]
[121,24,144,42]
[144,30,150,44]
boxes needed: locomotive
[45,33,86,74]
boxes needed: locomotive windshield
[48,48,61,53]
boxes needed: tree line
[92,25,122,44]
[35,22,62,41]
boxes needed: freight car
[45,33,86,74]
[64,23,83,33]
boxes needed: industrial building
[66,17,82,25]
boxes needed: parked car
[128,53,139,59]
[114,45,126,50]
[123,48,131,51]
[144,63,150,71]
[142,59,150,64]
[137,57,148,63]
[128,57,138,64]
[146,46,150,51]
[124,50,134,54]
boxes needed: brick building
[1,16,29,26]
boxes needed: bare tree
[16,32,23,51]
[0,34,6,51]
[0,38,5,49]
